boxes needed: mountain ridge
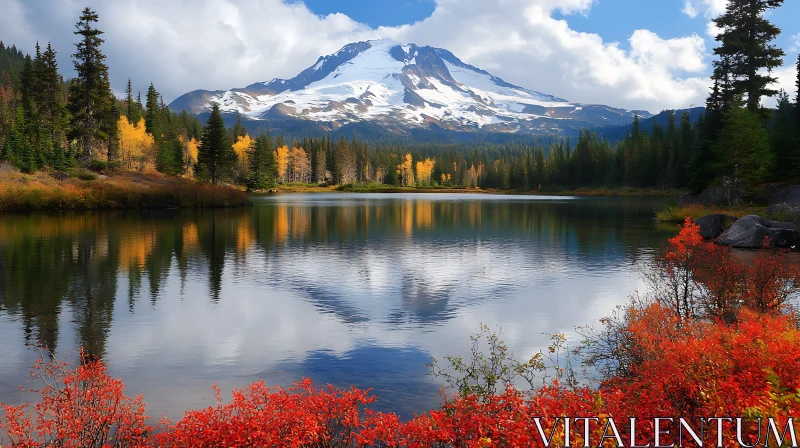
[169,39,653,136]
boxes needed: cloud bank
[0,0,793,113]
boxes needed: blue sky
[299,0,437,28]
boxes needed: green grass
[655,203,760,223]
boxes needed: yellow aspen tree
[397,153,414,186]
[274,145,290,183]
[441,173,451,185]
[415,158,436,185]
[467,164,478,187]
[289,147,311,183]
[232,135,252,162]
[179,136,199,178]
[232,135,253,181]
[117,116,155,171]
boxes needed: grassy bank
[654,202,800,226]
[655,203,761,223]
[0,169,250,211]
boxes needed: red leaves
[0,350,152,448]
[156,378,377,448]
[654,218,800,321]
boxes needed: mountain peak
[169,41,651,135]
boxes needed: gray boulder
[716,215,799,250]
[770,186,800,207]
[767,186,800,221]
[678,178,745,206]
[696,214,739,240]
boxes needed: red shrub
[651,218,800,321]
[156,378,376,448]
[0,351,152,448]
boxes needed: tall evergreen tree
[144,82,160,138]
[39,43,65,144]
[125,78,142,123]
[675,111,693,188]
[796,54,800,130]
[197,103,234,185]
[247,133,276,190]
[712,96,772,186]
[231,112,246,140]
[712,0,784,112]
[20,55,36,119]
[771,90,800,181]
[104,94,119,163]
[68,7,114,163]
[155,130,185,176]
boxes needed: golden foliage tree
[288,147,311,183]
[415,158,436,186]
[180,136,199,178]
[232,135,253,181]
[117,115,155,171]
[232,135,252,163]
[274,145,290,183]
[397,153,414,186]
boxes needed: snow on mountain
[169,39,651,135]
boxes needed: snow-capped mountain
[169,39,651,135]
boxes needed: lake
[0,193,675,419]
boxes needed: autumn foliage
[1,352,152,448]
[2,221,800,447]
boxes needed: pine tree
[144,82,160,138]
[104,94,119,163]
[676,111,693,188]
[665,111,678,188]
[156,130,185,176]
[197,103,234,185]
[795,54,800,130]
[771,90,800,181]
[125,78,142,124]
[20,55,36,119]
[712,95,772,186]
[247,133,276,190]
[232,112,246,139]
[688,115,713,192]
[68,7,114,163]
[39,43,66,144]
[712,0,785,112]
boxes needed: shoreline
[270,184,684,198]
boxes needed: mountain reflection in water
[0,193,675,419]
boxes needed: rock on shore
[716,215,799,250]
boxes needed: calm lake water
[0,193,676,419]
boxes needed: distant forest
[1,0,799,192]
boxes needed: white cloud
[682,0,728,37]
[792,33,800,52]
[682,0,728,19]
[770,64,798,105]
[1,0,713,113]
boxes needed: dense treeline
[0,2,799,194]
[0,8,203,179]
